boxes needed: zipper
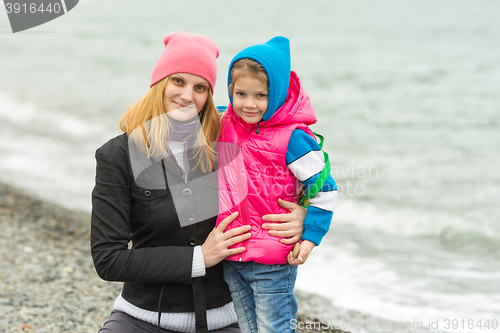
[232,115,260,260]
[236,128,251,226]
[235,127,253,261]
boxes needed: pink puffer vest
[216,71,316,264]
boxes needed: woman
[91,32,306,333]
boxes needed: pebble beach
[0,181,345,333]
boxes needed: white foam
[0,91,108,211]
[296,239,500,332]
[334,198,499,244]
[0,91,108,141]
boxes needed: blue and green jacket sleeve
[286,129,338,246]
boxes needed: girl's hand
[261,198,306,245]
[201,212,251,268]
[287,240,315,266]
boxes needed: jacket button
[189,237,196,246]
[144,190,151,197]
[187,213,195,223]
[182,188,192,197]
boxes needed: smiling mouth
[174,103,196,110]
[243,111,260,116]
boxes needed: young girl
[216,36,338,333]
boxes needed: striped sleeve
[286,129,338,246]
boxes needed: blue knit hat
[228,36,291,121]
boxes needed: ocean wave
[336,199,500,257]
[436,227,500,258]
[0,90,108,142]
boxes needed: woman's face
[163,73,210,121]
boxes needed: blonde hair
[119,76,220,173]
[229,58,268,94]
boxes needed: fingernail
[299,257,303,262]
[246,225,251,230]
[262,224,268,229]
[262,216,268,221]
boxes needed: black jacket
[91,133,232,330]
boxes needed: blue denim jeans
[223,261,298,333]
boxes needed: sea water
[1,1,499,332]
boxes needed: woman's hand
[201,212,251,268]
[261,198,306,245]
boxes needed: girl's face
[232,75,268,124]
[163,73,210,121]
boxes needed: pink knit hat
[150,31,219,90]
